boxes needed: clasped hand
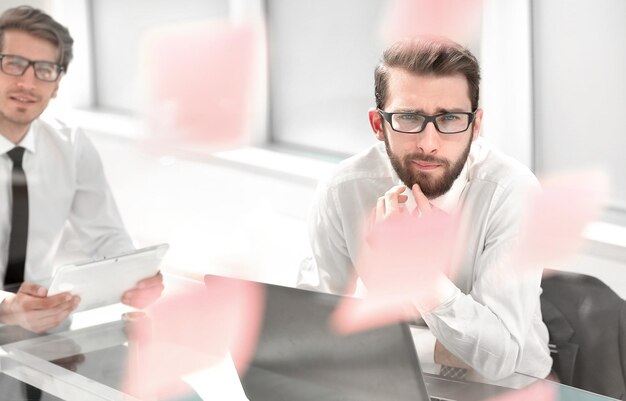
[374,182,439,224]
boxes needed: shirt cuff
[0,290,13,304]
[0,290,14,325]
[412,326,437,365]
[412,274,459,314]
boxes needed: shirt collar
[391,153,470,215]
[430,162,468,214]
[0,122,37,155]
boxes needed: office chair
[541,269,626,400]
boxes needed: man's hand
[373,183,435,223]
[122,272,164,309]
[374,184,409,223]
[0,283,79,333]
[410,182,436,216]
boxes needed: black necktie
[5,146,29,287]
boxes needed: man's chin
[5,111,39,126]
[414,177,452,199]
[412,171,442,188]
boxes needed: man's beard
[384,130,472,199]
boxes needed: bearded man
[297,37,552,381]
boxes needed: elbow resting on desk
[435,324,524,381]
[438,343,522,381]
[472,341,521,381]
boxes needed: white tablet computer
[48,243,169,312]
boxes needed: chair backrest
[541,269,626,400]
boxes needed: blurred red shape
[142,21,261,152]
[123,276,264,399]
[513,169,609,271]
[381,0,483,45]
[333,210,462,334]
[485,380,556,401]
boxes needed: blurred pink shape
[142,21,260,152]
[123,276,264,399]
[380,0,483,45]
[485,380,556,401]
[333,210,462,334]
[513,169,609,271]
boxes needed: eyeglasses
[0,54,64,82]
[378,109,476,134]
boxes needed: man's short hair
[375,37,480,111]
[0,6,74,71]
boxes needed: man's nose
[414,121,440,154]
[16,65,38,89]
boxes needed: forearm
[434,340,471,369]
[423,292,524,380]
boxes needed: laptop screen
[239,281,431,401]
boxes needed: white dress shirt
[297,137,552,380]
[0,118,134,300]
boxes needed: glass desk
[0,305,140,401]
[0,282,620,401]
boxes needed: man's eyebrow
[433,107,469,114]
[391,107,469,114]
[392,108,425,113]
[3,54,59,64]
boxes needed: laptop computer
[236,279,430,401]
[203,275,511,401]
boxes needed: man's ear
[471,108,483,141]
[368,108,385,142]
[51,74,63,98]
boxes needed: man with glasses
[298,37,552,380]
[0,6,163,333]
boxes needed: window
[266,0,386,156]
[90,0,230,114]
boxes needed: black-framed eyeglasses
[378,109,476,134]
[0,54,64,82]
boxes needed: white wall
[49,0,94,109]
[267,0,385,155]
[0,0,51,10]
[480,0,533,168]
[532,0,626,220]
